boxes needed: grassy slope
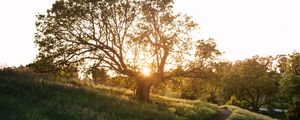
[223,105,277,120]
[0,76,276,120]
[0,76,218,120]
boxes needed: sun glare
[142,67,151,76]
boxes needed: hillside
[0,74,276,120]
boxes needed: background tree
[87,65,109,84]
[27,56,79,79]
[27,55,59,74]
[279,52,300,101]
[104,76,136,90]
[223,56,279,112]
[181,38,222,101]
[152,39,223,101]
[278,52,300,120]
[193,38,222,103]
[35,0,197,101]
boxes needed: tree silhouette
[35,0,197,101]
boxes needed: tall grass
[0,67,276,120]
[0,67,218,120]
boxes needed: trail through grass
[223,105,277,120]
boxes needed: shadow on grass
[0,76,220,120]
[0,77,176,120]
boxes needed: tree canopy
[223,56,279,112]
[279,52,300,100]
[34,0,197,101]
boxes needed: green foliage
[278,52,300,119]
[151,77,207,100]
[226,96,246,108]
[170,39,224,101]
[104,76,136,90]
[26,55,58,73]
[178,78,221,102]
[151,39,224,101]
[285,96,300,120]
[58,64,79,79]
[180,80,201,100]
[223,56,279,111]
[279,52,300,101]
[151,75,222,103]
[27,58,79,79]
[87,66,109,84]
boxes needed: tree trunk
[135,78,153,102]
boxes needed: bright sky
[174,0,300,60]
[0,0,54,66]
[0,0,300,66]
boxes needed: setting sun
[142,67,151,76]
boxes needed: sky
[0,0,300,67]
[174,0,300,60]
[0,0,54,66]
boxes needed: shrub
[286,97,300,120]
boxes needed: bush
[104,76,136,90]
[226,96,245,107]
[0,66,36,79]
[287,97,300,120]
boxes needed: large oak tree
[35,0,197,101]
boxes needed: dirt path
[211,107,231,120]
